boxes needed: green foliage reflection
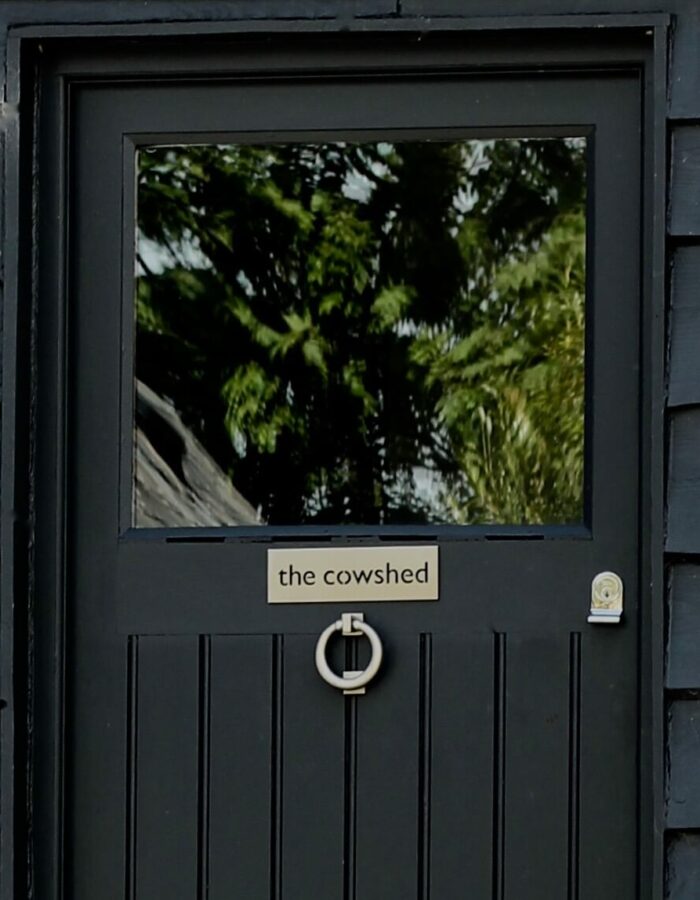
[136,138,586,525]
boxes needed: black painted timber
[670,128,700,238]
[667,701,700,829]
[55,40,646,900]
[667,566,700,690]
[669,248,700,409]
[667,834,700,900]
[0,1,697,900]
[667,409,700,554]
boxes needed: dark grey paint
[669,248,700,408]
[667,7,700,118]
[666,410,700,554]
[666,566,700,690]
[50,47,643,900]
[670,128,700,237]
[667,701,700,828]
[664,15,700,890]
[0,3,688,900]
[666,834,700,900]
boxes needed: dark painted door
[51,44,640,900]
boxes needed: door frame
[0,16,668,900]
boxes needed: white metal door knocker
[315,612,383,695]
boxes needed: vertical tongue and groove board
[208,636,274,899]
[429,633,495,899]
[133,636,200,899]
[503,633,572,898]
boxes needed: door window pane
[133,137,586,527]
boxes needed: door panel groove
[197,636,211,900]
[568,633,581,900]
[270,634,284,900]
[343,637,358,900]
[493,633,507,900]
[417,634,432,900]
[124,636,139,900]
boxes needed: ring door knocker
[315,612,383,695]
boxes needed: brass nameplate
[267,546,439,604]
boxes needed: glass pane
[133,137,586,527]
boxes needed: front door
[38,38,642,900]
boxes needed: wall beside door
[0,1,698,898]
[665,181,700,889]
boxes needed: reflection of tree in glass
[136,138,586,525]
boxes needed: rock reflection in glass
[134,138,586,527]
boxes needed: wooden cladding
[667,411,700,553]
[669,248,700,409]
[666,566,700,690]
